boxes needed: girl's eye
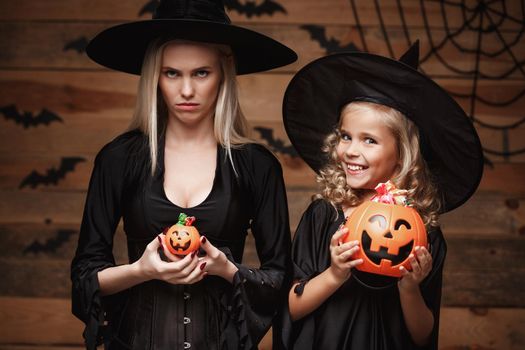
[340,132,351,141]
[364,137,377,144]
[194,70,209,78]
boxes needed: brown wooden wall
[0,1,524,349]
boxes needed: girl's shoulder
[427,225,447,252]
[303,198,341,225]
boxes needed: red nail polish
[191,250,197,258]
[201,236,207,244]
[157,236,162,244]
[200,262,207,270]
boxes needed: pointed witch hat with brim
[86,0,297,75]
[282,42,483,212]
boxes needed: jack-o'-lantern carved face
[344,201,427,277]
[164,213,201,256]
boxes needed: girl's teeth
[348,164,364,171]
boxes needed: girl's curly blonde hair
[314,101,441,227]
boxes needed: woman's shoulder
[231,142,282,171]
[96,129,147,162]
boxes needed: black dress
[71,130,291,350]
[278,199,446,350]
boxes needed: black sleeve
[418,227,447,350]
[275,199,339,349]
[70,140,127,350]
[229,144,293,349]
[291,199,338,293]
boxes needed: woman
[71,1,297,349]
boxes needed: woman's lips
[176,103,199,111]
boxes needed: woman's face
[336,106,399,190]
[158,41,222,127]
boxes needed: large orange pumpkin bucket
[343,181,428,278]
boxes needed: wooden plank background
[0,0,524,349]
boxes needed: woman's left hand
[398,246,432,292]
[198,236,239,283]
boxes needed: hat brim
[283,52,484,212]
[87,19,297,75]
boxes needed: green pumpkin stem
[177,212,196,226]
[177,213,188,225]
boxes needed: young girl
[277,43,484,349]
[71,1,296,349]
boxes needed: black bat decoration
[19,157,86,189]
[23,229,76,255]
[1,104,63,129]
[224,0,287,18]
[301,25,360,54]
[139,0,159,16]
[483,155,494,168]
[254,126,298,157]
[63,37,89,54]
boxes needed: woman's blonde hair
[128,38,251,174]
[315,101,441,227]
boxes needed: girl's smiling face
[336,104,400,190]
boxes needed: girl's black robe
[71,130,291,350]
[277,199,446,350]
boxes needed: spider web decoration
[349,0,525,161]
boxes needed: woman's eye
[364,138,377,144]
[165,70,178,78]
[195,70,209,78]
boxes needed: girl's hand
[328,226,363,283]
[197,236,238,283]
[398,246,432,292]
[134,234,205,285]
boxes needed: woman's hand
[134,234,206,285]
[198,236,239,283]
[398,246,432,292]
[328,226,363,284]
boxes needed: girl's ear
[390,163,402,181]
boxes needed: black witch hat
[87,0,297,75]
[283,42,483,212]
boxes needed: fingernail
[157,236,162,244]
[200,262,207,270]
[191,250,197,258]
[201,236,207,244]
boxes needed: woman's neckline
[160,143,221,210]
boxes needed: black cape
[277,199,446,350]
[71,130,291,350]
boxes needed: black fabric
[277,199,446,350]
[71,130,292,350]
